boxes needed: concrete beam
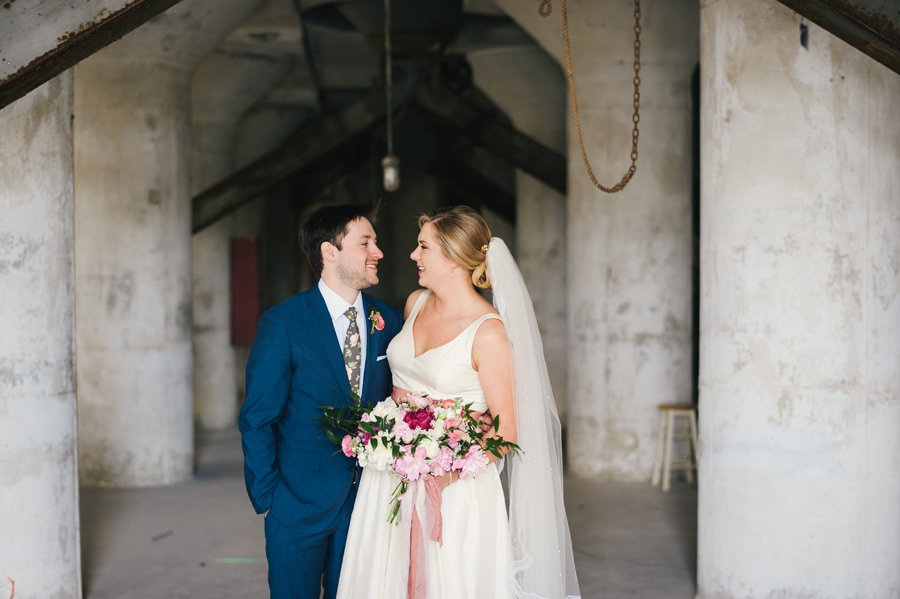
[192,87,408,233]
[776,0,900,75]
[414,82,567,194]
[0,0,184,110]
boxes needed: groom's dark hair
[299,202,379,278]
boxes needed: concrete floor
[80,430,697,598]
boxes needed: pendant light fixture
[381,0,400,192]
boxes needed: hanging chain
[541,0,642,193]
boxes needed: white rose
[369,443,394,471]
[419,438,440,460]
[370,399,397,419]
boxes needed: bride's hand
[470,410,494,434]
[430,471,456,492]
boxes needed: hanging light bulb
[382,0,399,192]
[382,153,400,192]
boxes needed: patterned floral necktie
[343,307,361,395]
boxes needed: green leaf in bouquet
[359,421,377,435]
[493,414,501,430]
[392,444,400,458]
[371,436,379,449]
[325,429,342,445]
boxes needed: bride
[336,206,580,599]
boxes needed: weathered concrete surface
[468,45,569,421]
[0,0,182,110]
[74,0,260,487]
[698,1,900,597]
[192,27,294,431]
[0,72,81,598]
[498,0,698,479]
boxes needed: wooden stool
[651,404,698,492]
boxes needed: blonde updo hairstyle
[418,206,492,290]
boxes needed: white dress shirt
[318,279,367,394]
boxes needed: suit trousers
[265,481,358,599]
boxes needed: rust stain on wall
[0,0,184,109]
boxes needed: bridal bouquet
[317,391,519,524]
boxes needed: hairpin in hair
[481,244,488,254]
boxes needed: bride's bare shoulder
[403,288,428,320]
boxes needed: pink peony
[341,435,355,457]
[403,408,435,431]
[393,446,431,481]
[457,446,489,479]
[374,314,385,330]
[392,420,415,443]
[430,446,454,477]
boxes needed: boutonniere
[369,309,385,334]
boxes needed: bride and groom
[239,203,580,599]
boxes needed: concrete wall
[74,0,259,486]
[495,0,698,478]
[468,44,569,421]
[191,41,293,431]
[697,1,900,596]
[0,73,81,598]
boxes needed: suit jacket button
[348,466,354,471]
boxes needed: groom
[239,203,402,599]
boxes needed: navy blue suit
[239,286,401,599]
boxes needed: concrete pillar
[497,0,698,477]
[191,45,292,430]
[468,45,568,420]
[698,2,900,596]
[74,0,260,486]
[0,73,80,597]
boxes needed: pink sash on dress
[406,477,444,599]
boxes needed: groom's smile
[334,217,383,292]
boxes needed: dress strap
[407,289,432,324]
[464,313,503,356]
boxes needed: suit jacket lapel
[308,288,351,402]
[362,294,379,402]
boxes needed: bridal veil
[486,238,581,599]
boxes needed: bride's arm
[471,318,516,449]
[433,318,515,491]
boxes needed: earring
[450,267,456,279]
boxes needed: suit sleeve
[239,309,291,514]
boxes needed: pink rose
[447,429,464,444]
[445,417,460,429]
[441,399,455,409]
[408,392,431,409]
[341,435,355,457]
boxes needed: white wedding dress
[336,290,514,599]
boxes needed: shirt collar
[318,279,364,322]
